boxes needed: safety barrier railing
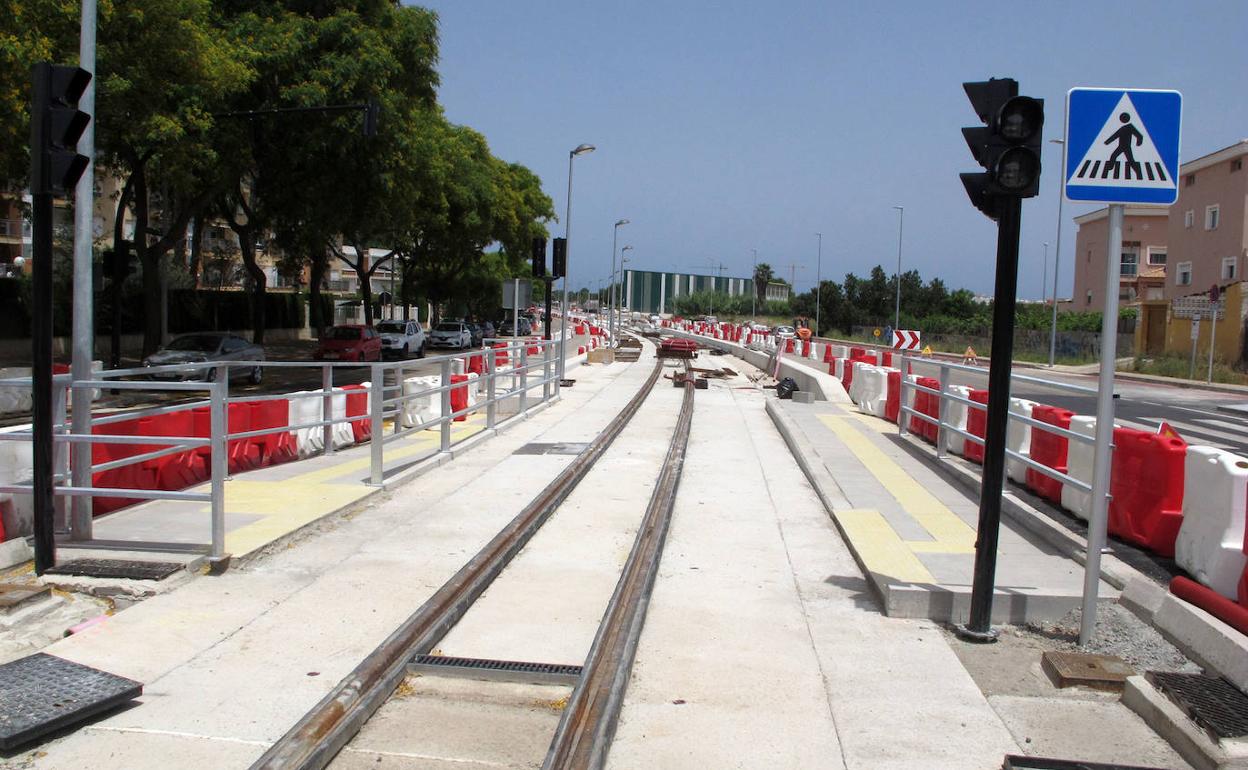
[0,337,561,560]
[896,355,1099,494]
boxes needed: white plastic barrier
[943,385,972,456]
[288,390,324,458]
[1175,446,1248,600]
[1005,398,1039,484]
[0,367,33,415]
[854,365,889,419]
[902,373,919,424]
[401,375,440,429]
[1060,416,1099,520]
[833,358,846,379]
[832,345,849,359]
[0,424,34,538]
[846,362,865,404]
[465,372,480,410]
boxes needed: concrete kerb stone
[1151,593,1248,694]
[1122,675,1248,770]
[667,328,850,404]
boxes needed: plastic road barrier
[1026,405,1074,504]
[0,367,33,415]
[1108,427,1187,558]
[801,340,811,358]
[855,365,890,419]
[943,385,972,456]
[964,390,989,464]
[885,370,902,423]
[823,344,835,363]
[841,359,855,393]
[832,345,849,360]
[401,376,440,429]
[1006,398,1038,484]
[879,351,893,368]
[1060,416,1098,520]
[342,384,372,443]
[249,399,298,467]
[0,426,33,539]
[1175,446,1248,600]
[906,376,940,443]
[850,347,866,359]
[492,342,509,368]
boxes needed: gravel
[1019,601,1201,674]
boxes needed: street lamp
[558,143,595,379]
[815,233,822,336]
[1042,242,1049,304]
[1049,138,1066,367]
[751,248,758,318]
[617,247,633,322]
[610,218,629,345]
[893,206,904,331]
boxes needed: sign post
[1065,87,1181,645]
[1207,286,1220,383]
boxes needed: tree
[753,262,774,309]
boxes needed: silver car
[429,321,472,349]
[143,333,266,384]
[377,319,426,359]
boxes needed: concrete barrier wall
[667,328,850,403]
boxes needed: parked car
[496,317,533,337]
[144,332,266,383]
[376,319,426,359]
[773,325,796,337]
[429,321,473,349]
[477,320,496,341]
[465,322,484,347]
[315,325,382,362]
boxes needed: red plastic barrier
[850,347,866,359]
[1108,428,1186,557]
[526,336,540,355]
[785,338,795,353]
[880,351,893,368]
[885,370,901,423]
[227,403,262,474]
[466,354,484,376]
[342,385,372,443]
[91,418,156,515]
[1026,405,1074,504]
[801,340,811,358]
[841,361,855,392]
[964,389,989,464]
[249,400,297,466]
[575,324,585,335]
[492,342,509,367]
[1170,576,1248,636]
[854,353,879,367]
[450,374,469,422]
[140,411,205,491]
[823,345,834,363]
[908,376,940,442]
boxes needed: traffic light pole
[31,190,56,574]
[960,195,1022,641]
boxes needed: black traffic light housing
[30,63,91,196]
[551,237,567,279]
[961,78,1044,220]
[531,236,547,278]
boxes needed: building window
[1120,251,1138,277]
[1184,210,1194,228]
[1184,173,1196,187]
[1205,205,1220,230]
[1176,261,1192,286]
[1086,290,1093,306]
[1232,158,1243,172]
[1223,257,1238,280]
[1119,287,1136,302]
[1147,248,1167,266]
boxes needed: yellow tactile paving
[836,508,937,584]
[817,414,977,569]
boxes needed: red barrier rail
[1026,405,1074,504]
[1109,427,1186,558]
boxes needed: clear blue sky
[414,0,1248,300]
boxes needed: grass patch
[1128,354,1248,385]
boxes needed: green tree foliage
[752,262,774,308]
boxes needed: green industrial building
[621,269,754,315]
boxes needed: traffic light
[531,236,547,277]
[551,237,567,279]
[961,78,1044,219]
[102,243,135,281]
[30,63,91,196]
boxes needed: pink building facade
[1165,140,1248,298]
[1070,207,1169,310]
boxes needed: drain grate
[0,653,142,750]
[1147,671,1248,740]
[513,442,590,456]
[410,655,582,686]
[1004,755,1170,769]
[45,559,184,581]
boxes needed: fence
[0,337,560,559]
[847,327,1134,360]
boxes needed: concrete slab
[768,398,1115,624]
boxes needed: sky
[413,0,1248,300]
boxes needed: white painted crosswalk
[1115,415,1248,454]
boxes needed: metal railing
[896,355,1100,494]
[0,338,561,559]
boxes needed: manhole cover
[410,655,581,686]
[1147,671,1248,740]
[1004,755,1170,769]
[45,559,184,581]
[1041,650,1134,691]
[0,653,142,750]
[513,442,589,456]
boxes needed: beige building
[1070,207,1169,309]
[1164,139,1248,298]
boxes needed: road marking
[818,414,976,554]
[836,509,936,583]
[1192,417,1248,432]
[1140,416,1244,447]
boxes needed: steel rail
[250,355,666,770]
[544,363,695,770]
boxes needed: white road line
[1138,417,1243,448]
[1191,417,1248,433]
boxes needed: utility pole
[815,233,823,335]
[751,249,758,318]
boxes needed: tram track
[252,343,695,770]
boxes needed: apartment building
[1070,206,1169,309]
[1165,139,1248,297]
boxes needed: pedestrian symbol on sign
[1105,113,1144,177]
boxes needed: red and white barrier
[0,367,33,415]
[1175,446,1248,601]
[1005,397,1038,484]
[1060,416,1098,521]
[0,425,33,539]
[943,385,972,456]
[853,365,891,419]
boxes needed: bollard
[486,352,497,429]
[209,365,228,559]
[321,365,334,457]
[369,363,384,486]
[440,358,452,452]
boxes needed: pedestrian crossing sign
[1064,88,1182,204]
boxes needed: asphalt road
[906,358,1248,456]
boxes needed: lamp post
[617,246,633,322]
[1042,242,1049,304]
[815,232,823,335]
[1049,138,1066,367]
[751,248,758,318]
[558,143,595,378]
[610,218,629,345]
[893,206,904,331]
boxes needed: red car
[314,325,382,362]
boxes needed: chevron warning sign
[892,330,921,350]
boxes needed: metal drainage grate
[410,655,582,686]
[0,653,142,750]
[1004,755,1170,769]
[513,442,590,457]
[1146,671,1248,740]
[45,559,184,581]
